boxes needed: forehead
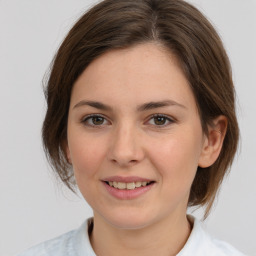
[70,43,197,112]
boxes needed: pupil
[154,116,166,125]
[93,117,104,125]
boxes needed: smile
[102,177,156,200]
[106,181,154,190]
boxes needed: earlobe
[63,140,72,164]
[66,148,72,164]
[198,115,227,168]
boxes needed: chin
[108,218,151,230]
[99,209,158,230]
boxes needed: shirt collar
[74,215,207,256]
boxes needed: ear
[62,140,72,164]
[198,115,227,168]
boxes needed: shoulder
[16,218,95,256]
[208,236,246,256]
[178,215,246,256]
[16,229,77,256]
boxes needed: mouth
[104,181,155,190]
[102,176,156,199]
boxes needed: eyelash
[81,114,175,128]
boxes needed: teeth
[135,181,142,187]
[127,182,136,190]
[117,182,126,189]
[107,181,151,190]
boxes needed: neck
[90,212,192,256]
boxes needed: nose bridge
[108,120,144,166]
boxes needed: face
[66,43,207,229]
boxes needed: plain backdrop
[0,0,255,255]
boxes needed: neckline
[84,215,200,256]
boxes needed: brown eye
[154,116,167,125]
[82,115,108,127]
[148,114,174,127]
[92,116,104,125]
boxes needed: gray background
[0,0,255,255]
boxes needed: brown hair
[42,0,239,217]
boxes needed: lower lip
[102,182,155,200]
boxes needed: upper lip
[102,176,154,183]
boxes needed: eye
[147,114,174,126]
[81,114,174,127]
[82,114,109,127]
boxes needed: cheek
[148,131,202,188]
[68,132,107,179]
[69,135,108,204]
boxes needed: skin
[66,43,227,256]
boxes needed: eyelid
[81,113,176,128]
[81,114,110,127]
[146,114,176,127]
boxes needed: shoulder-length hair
[42,0,239,218]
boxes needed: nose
[107,123,145,167]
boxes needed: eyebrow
[73,99,186,111]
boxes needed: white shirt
[16,216,246,256]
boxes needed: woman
[18,0,245,255]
